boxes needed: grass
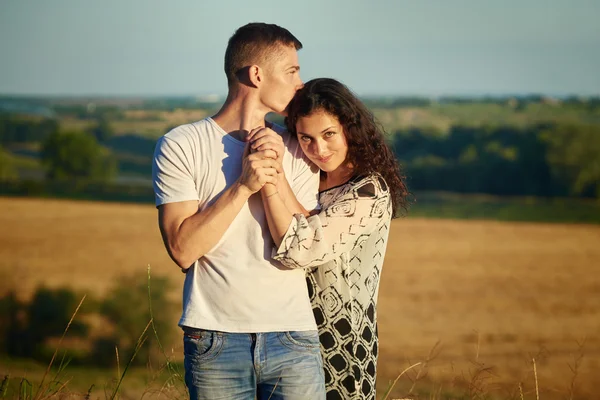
[1,196,599,399]
[409,191,600,224]
[1,357,186,399]
[376,217,600,399]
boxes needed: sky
[1,0,599,97]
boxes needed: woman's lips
[317,155,332,163]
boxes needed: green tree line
[0,114,58,145]
[1,113,599,199]
[392,123,600,198]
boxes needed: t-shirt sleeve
[273,176,391,269]
[152,136,199,207]
[290,152,320,211]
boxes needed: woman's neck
[321,164,354,190]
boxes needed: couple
[152,23,408,400]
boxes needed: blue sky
[1,0,599,97]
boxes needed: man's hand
[238,144,280,195]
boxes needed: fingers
[246,126,268,143]
[243,141,251,158]
[247,149,278,161]
[248,158,281,171]
[240,162,279,193]
[248,126,281,144]
[250,135,283,152]
[261,174,278,186]
[253,142,282,157]
[250,166,280,188]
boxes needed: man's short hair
[225,23,302,87]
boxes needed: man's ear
[235,65,260,88]
[248,65,262,87]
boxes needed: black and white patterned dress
[273,174,392,400]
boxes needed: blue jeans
[183,328,326,400]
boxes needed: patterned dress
[273,174,392,399]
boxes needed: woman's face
[295,109,349,174]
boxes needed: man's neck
[212,90,269,141]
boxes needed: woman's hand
[247,126,284,166]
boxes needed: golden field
[1,196,599,399]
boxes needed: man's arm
[156,145,280,270]
[158,182,251,270]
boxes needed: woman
[252,78,408,399]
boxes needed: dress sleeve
[273,175,391,269]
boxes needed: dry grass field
[1,196,599,399]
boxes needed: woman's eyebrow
[320,126,336,133]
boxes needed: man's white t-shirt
[152,117,320,332]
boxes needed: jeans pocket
[280,330,321,352]
[183,329,224,363]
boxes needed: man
[152,23,325,400]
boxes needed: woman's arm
[272,175,392,269]
[261,182,296,247]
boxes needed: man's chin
[275,107,289,117]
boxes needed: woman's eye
[300,136,311,142]
[324,131,335,138]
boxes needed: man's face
[259,45,303,115]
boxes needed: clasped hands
[239,126,285,195]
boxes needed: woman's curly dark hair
[285,78,409,216]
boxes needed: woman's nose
[314,141,325,155]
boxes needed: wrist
[262,182,278,196]
[234,181,253,199]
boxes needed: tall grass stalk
[407,340,441,395]
[519,382,524,400]
[533,358,539,400]
[32,294,85,400]
[567,340,585,400]
[19,378,32,400]
[266,377,281,400]
[381,362,422,400]
[115,346,120,383]
[108,319,152,400]
[146,265,186,397]
[0,375,9,398]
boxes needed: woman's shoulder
[348,173,389,199]
[319,174,389,208]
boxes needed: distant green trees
[2,101,599,200]
[0,275,175,366]
[0,114,58,145]
[541,124,600,197]
[91,116,114,143]
[0,288,87,359]
[0,145,17,180]
[392,123,600,198]
[41,130,116,181]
